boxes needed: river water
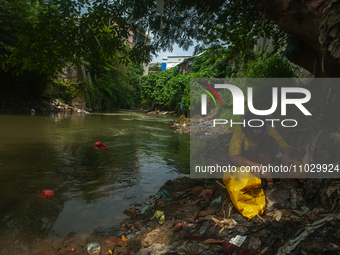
[0,110,189,254]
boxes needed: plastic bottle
[87,242,101,255]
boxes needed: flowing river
[0,110,189,254]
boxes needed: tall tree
[2,0,340,77]
[0,0,154,75]
[255,0,340,77]
[127,0,340,77]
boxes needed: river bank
[0,98,91,114]
[52,176,340,255]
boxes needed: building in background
[177,53,203,74]
[144,55,201,75]
[162,56,191,70]
[126,30,152,75]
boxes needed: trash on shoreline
[66,175,340,255]
[223,171,265,219]
[87,242,101,255]
[149,210,165,224]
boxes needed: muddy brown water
[0,110,189,254]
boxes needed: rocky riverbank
[0,98,91,114]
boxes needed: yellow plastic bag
[223,169,265,220]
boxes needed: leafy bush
[240,52,298,78]
[139,48,299,116]
[53,79,81,104]
[84,51,144,109]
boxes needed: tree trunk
[255,0,340,77]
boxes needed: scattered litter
[211,217,237,232]
[92,175,340,255]
[265,182,291,211]
[277,215,340,255]
[87,242,101,255]
[266,210,283,221]
[156,189,172,198]
[192,189,213,205]
[290,188,304,210]
[305,207,328,218]
[141,195,160,214]
[137,240,211,255]
[230,235,247,246]
[141,204,154,214]
[256,214,266,223]
[210,196,222,208]
[260,239,275,255]
[203,239,225,244]
[149,210,165,224]
[299,205,310,216]
[215,180,225,188]
[247,236,261,250]
[123,208,138,217]
[199,221,212,235]
[326,180,340,197]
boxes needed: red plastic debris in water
[71,248,76,252]
[42,189,54,198]
[94,142,108,148]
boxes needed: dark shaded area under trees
[1,0,340,109]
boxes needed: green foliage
[0,0,290,77]
[140,66,185,110]
[149,63,162,72]
[139,46,240,114]
[53,79,81,104]
[128,0,286,58]
[240,52,299,78]
[0,0,154,75]
[84,51,144,109]
[0,0,297,111]
[139,47,299,116]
